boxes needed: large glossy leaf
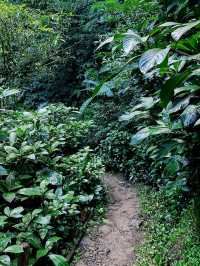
[49,254,69,266]
[131,126,171,145]
[168,96,190,114]
[123,30,145,55]
[181,105,200,127]
[160,71,191,107]
[139,48,170,74]
[171,20,200,41]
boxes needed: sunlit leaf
[139,48,170,74]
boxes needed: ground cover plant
[0,88,105,265]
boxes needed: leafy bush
[0,104,105,265]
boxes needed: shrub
[0,103,105,265]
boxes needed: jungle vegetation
[1,0,200,265]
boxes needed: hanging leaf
[49,254,69,266]
[139,48,170,74]
[97,83,114,97]
[131,126,171,145]
[159,22,180,27]
[123,30,145,55]
[168,96,191,114]
[160,71,191,107]
[171,20,200,41]
[96,36,114,50]
[181,105,200,127]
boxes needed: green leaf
[1,89,19,98]
[160,71,191,107]
[2,192,15,203]
[26,154,36,160]
[139,48,170,74]
[49,254,69,266]
[171,20,200,41]
[4,245,23,254]
[36,248,49,260]
[4,207,24,218]
[159,22,180,27]
[18,187,42,196]
[0,255,10,265]
[0,216,8,227]
[131,126,171,145]
[181,105,200,127]
[0,166,8,176]
[123,30,144,55]
[36,215,51,225]
[4,146,18,154]
[165,159,180,175]
[9,132,16,146]
[96,36,114,50]
[97,83,114,97]
[45,237,61,250]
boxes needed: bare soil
[75,173,142,266]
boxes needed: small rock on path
[75,173,142,266]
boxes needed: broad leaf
[181,105,200,127]
[139,48,170,74]
[171,20,200,41]
[123,30,144,55]
[131,126,171,145]
[160,71,191,107]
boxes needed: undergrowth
[137,185,200,266]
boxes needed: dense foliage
[81,0,200,264]
[0,102,105,265]
[2,0,200,265]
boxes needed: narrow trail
[75,173,142,266]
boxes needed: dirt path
[75,173,142,266]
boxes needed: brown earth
[75,173,142,266]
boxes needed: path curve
[75,173,142,266]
